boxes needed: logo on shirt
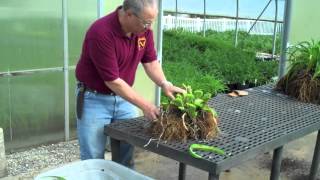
[137,36,146,50]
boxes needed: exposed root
[148,105,220,143]
[275,69,320,104]
[144,138,157,147]
[181,113,189,131]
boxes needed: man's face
[128,5,158,33]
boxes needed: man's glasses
[133,13,153,29]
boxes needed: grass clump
[276,40,320,104]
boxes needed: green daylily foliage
[287,40,320,79]
[162,84,217,119]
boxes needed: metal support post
[155,0,164,107]
[203,0,206,37]
[62,0,70,141]
[270,146,283,180]
[309,130,320,180]
[272,0,278,57]
[178,163,186,180]
[248,0,272,34]
[234,0,239,47]
[278,0,292,78]
[208,172,219,180]
[110,138,121,163]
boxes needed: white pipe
[234,0,239,47]
[97,0,105,18]
[0,128,8,177]
[175,0,177,29]
[272,0,279,57]
[203,0,206,37]
[62,0,70,141]
[155,0,164,107]
[278,0,292,78]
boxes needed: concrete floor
[133,132,320,180]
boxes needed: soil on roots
[275,70,320,104]
[149,105,219,142]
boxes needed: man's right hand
[105,79,160,121]
[142,103,160,121]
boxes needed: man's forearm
[142,61,168,87]
[142,60,186,99]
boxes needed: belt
[77,82,116,96]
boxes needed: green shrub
[256,61,279,84]
[162,61,225,102]
[162,30,279,100]
[205,30,281,53]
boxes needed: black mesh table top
[104,85,320,174]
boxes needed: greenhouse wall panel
[290,0,320,43]
[5,72,65,149]
[0,0,158,150]
[0,0,63,71]
[0,0,97,150]
[68,0,98,65]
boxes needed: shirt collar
[112,6,137,39]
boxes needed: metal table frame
[105,85,320,180]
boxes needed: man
[75,0,184,168]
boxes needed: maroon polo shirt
[75,7,157,94]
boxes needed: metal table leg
[208,172,219,180]
[110,138,121,163]
[178,163,186,180]
[270,146,283,180]
[309,130,320,180]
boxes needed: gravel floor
[5,140,80,179]
[3,134,319,180]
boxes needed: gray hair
[123,0,157,15]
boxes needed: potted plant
[149,85,219,142]
[275,40,320,104]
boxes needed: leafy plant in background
[276,40,320,103]
[256,61,279,85]
[286,40,320,79]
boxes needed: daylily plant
[162,84,218,120]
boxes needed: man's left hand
[161,81,186,99]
